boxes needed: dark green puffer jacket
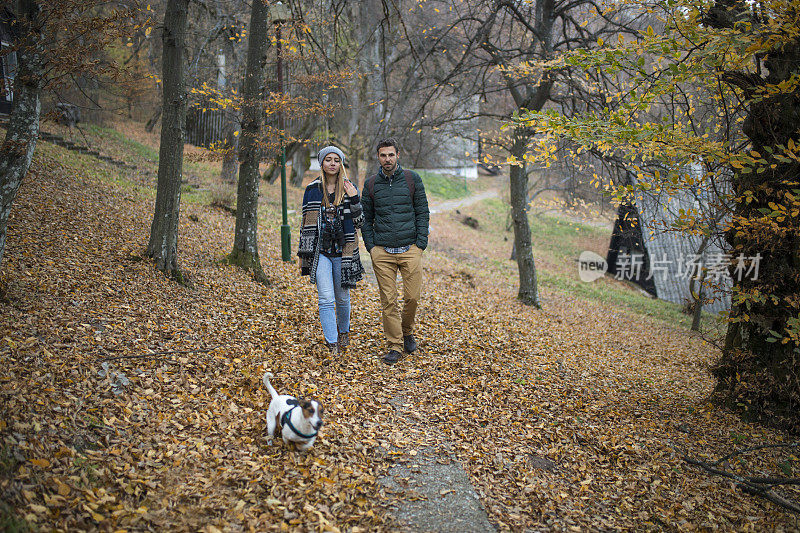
[361,164,430,251]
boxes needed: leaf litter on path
[1,146,798,531]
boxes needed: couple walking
[297,138,430,365]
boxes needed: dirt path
[429,188,500,215]
[356,188,504,530]
[377,395,497,532]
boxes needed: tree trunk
[509,128,540,307]
[263,160,278,184]
[220,135,240,186]
[344,0,386,151]
[220,113,240,184]
[266,119,316,185]
[350,144,362,189]
[711,16,800,430]
[344,1,371,188]
[219,41,240,185]
[0,0,44,268]
[689,271,705,332]
[146,0,188,281]
[689,234,711,332]
[290,144,309,187]
[228,0,269,284]
[145,106,162,133]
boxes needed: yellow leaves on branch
[494,58,565,82]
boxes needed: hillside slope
[1,125,797,531]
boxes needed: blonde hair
[321,157,348,208]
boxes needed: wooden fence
[186,106,226,149]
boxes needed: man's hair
[376,138,400,153]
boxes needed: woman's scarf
[298,179,364,288]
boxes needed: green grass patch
[36,135,211,206]
[84,123,159,162]
[529,214,608,257]
[416,170,472,200]
[82,124,222,192]
[35,141,155,200]
[541,270,702,328]
[477,197,508,226]
[476,197,724,332]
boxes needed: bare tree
[290,0,437,184]
[183,0,249,183]
[218,20,245,185]
[226,0,269,284]
[147,0,189,280]
[390,0,648,306]
[0,0,44,268]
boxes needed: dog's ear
[300,400,315,418]
[316,402,323,418]
[286,398,299,406]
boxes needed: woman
[298,146,364,356]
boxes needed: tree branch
[683,449,800,515]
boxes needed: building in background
[0,7,17,116]
[607,169,733,313]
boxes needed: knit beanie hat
[317,145,345,167]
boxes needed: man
[361,138,430,364]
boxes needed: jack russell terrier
[263,372,323,451]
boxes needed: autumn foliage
[520,0,800,431]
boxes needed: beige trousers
[370,245,423,352]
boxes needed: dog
[262,372,323,451]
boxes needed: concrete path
[379,398,496,532]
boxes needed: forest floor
[1,120,799,532]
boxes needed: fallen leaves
[0,133,798,532]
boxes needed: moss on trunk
[225,247,269,285]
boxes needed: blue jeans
[315,254,350,344]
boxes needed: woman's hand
[343,180,357,197]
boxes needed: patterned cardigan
[298,179,365,288]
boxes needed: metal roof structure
[607,172,733,314]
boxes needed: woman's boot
[321,341,338,366]
[337,331,349,351]
[326,341,339,356]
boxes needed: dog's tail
[262,371,278,400]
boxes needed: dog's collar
[281,406,318,439]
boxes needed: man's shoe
[403,334,418,354]
[382,350,401,365]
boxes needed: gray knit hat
[317,145,345,167]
